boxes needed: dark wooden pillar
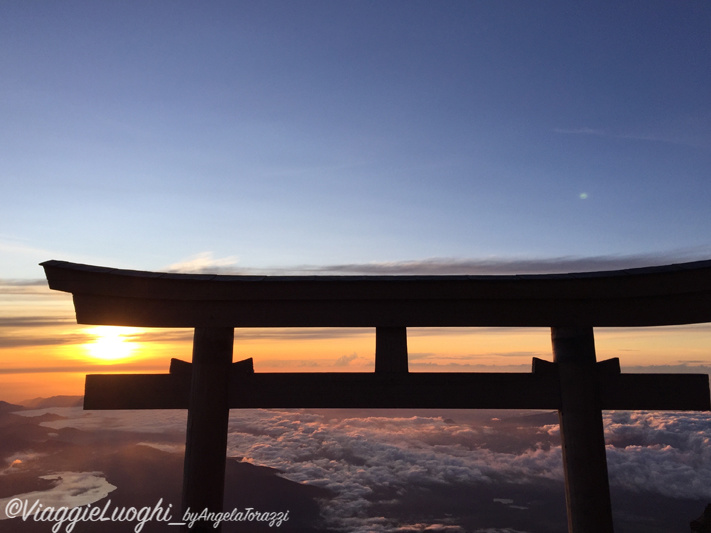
[552,326,614,533]
[375,326,408,373]
[182,327,234,532]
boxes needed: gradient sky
[1,2,711,401]
[2,1,711,275]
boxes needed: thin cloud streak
[0,280,55,297]
[554,125,711,149]
[553,127,606,136]
[0,316,75,329]
[0,279,47,287]
[0,362,173,375]
[298,253,711,276]
[23,249,711,278]
[161,250,711,276]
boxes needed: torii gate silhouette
[42,259,711,533]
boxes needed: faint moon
[579,192,588,199]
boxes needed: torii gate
[41,259,711,533]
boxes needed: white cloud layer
[12,406,710,532]
[604,411,711,500]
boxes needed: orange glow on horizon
[0,316,708,403]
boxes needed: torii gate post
[41,260,711,533]
[553,326,614,533]
[182,327,234,532]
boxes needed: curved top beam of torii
[41,259,711,328]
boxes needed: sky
[1,3,711,395]
[2,1,711,275]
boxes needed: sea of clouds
[6,406,710,532]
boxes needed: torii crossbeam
[42,259,711,533]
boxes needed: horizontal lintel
[84,371,711,411]
[85,372,561,410]
[599,373,710,410]
[71,292,711,327]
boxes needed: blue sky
[2,1,711,278]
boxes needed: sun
[84,326,141,362]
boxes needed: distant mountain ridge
[19,395,83,409]
[0,400,24,412]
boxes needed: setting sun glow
[84,326,140,362]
